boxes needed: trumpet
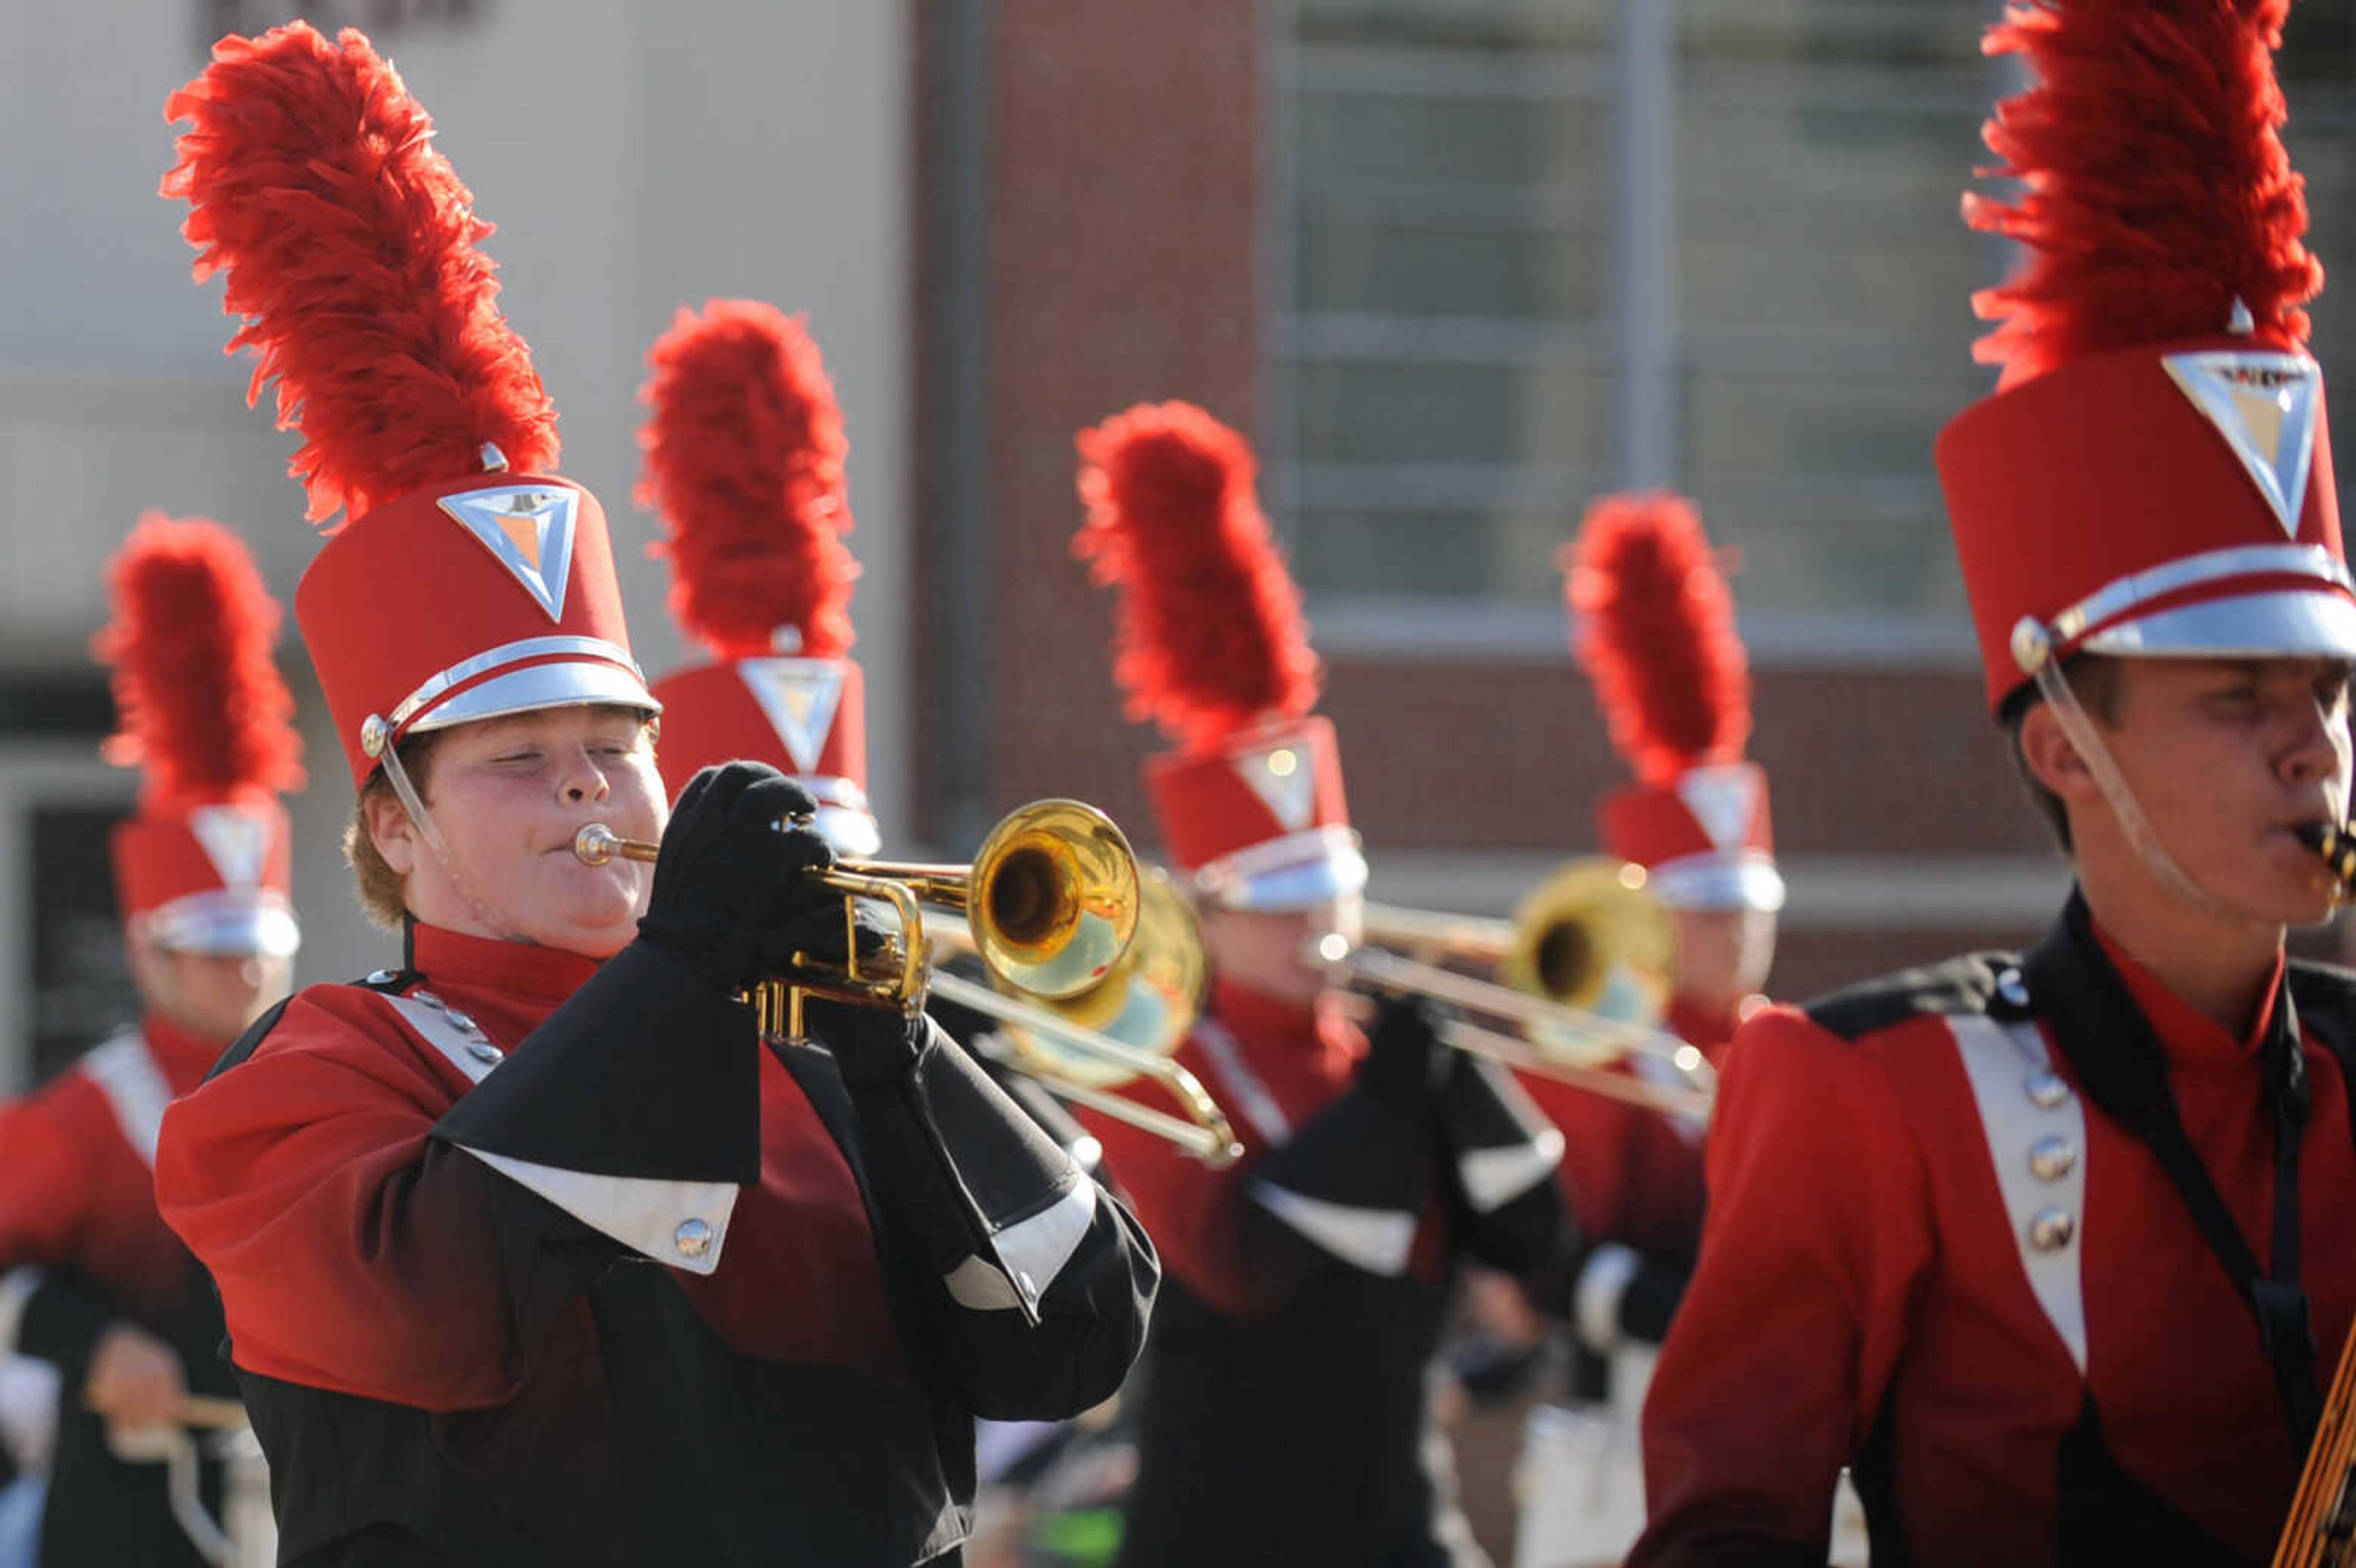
[573,799,1141,1036]
[931,871,1244,1167]
[1349,857,1717,1115]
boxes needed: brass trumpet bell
[571,797,1141,1017]
[966,799,1141,1001]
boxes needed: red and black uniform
[1519,995,1741,1347]
[1636,896,2356,1566]
[159,924,1155,1568]
[0,1017,241,1567]
[1078,981,1566,1568]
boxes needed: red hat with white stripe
[1568,492,1782,913]
[636,300,879,855]
[163,24,656,793]
[1074,402,1364,911]
[98,515,304,957]
[1935,0,2354,715]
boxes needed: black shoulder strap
[2022,892,2318,1454]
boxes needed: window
[1275,0,2356,656]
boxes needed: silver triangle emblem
[437,485,580,621]
[1676,766,1757,852]
[188,805,271,890]
[2162,350,2322,539]
[737,659,844,774]
[1234,744,1320,833]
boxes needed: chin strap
[377,737,526,943]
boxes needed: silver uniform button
[443,1010,479,1035]
[466,1041,503,1066]
[1995,969,2031,1009]
[2028,1135,2078,1183]
[2025,1069,2072,1109]
[2028,1208,2076,1251]
[366,969,400,986]
[675,1219,713,1258]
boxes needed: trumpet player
[0,517,301,1567]
[149,26,1153,1568]
[1637,3,2356,1563]
[1066,402,1576,1568]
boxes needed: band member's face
[374,705,664,957]
[1199,891,1361,1011]
[1671,905,1776,1015]
[2089,656,2352,925]
[128,936,293,1045]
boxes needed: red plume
[1074,403,1320,751]
[1565,493,1749,787]
[1964,0,2320,390]
[162,23,558,528]
[95,515,304,812]
[636,300,858,659]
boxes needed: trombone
[931,870,1244,1167]
[574,797,1140,1034]
[1345,858,1717,1116]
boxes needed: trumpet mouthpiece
[2301,820,2356,895]
[574,823,625,867]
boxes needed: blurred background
[5,0,2355,1092]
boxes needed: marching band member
[1,515,302,1566]
[1545,490,1780,1355]
[1636,2,2356,1562]
[1066,400,1573,1568]
[150,26,1153,1568]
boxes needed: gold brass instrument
[2278,822,2356,1566]
[931,871,1244,1167]
[574,799,1141,1036]
[1352,858,1716,1114]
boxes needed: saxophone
[2277,824,2356,1566]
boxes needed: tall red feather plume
[636,300,858,659]
[1074,403,1320,751]
[95,515,304,812]
[162,23,559,528]
[1963,0,2320,390]
[1565,492,1749,788]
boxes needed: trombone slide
[930,969,1244,1167]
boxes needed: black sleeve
[431,939,760,1185]
[1236,1077,1434,1288]
[1432,1055,1579,1278]
[839,1018,1159,1422]
[13,1269,114,1378]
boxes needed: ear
[2019,701,2103,807]
[363,788,420,878]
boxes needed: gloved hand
[1356,991,1451,1105]
[798,926,931,1090]
[636,762,829,994]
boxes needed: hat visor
[1205,836,1371,913]
[2081,585,2356,664]
[1646,853,1786,913]
[408,658,661,737]
[142,894,301,958]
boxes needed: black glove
[636,762,828,994]
[1357,991,1451,1105]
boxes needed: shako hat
[163,23,656,791]
[1935,0,2354,713]
[97,514,304,956]
[635,299,877,855]
[1074,402,1363,911]
[1567,492,1782,913]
